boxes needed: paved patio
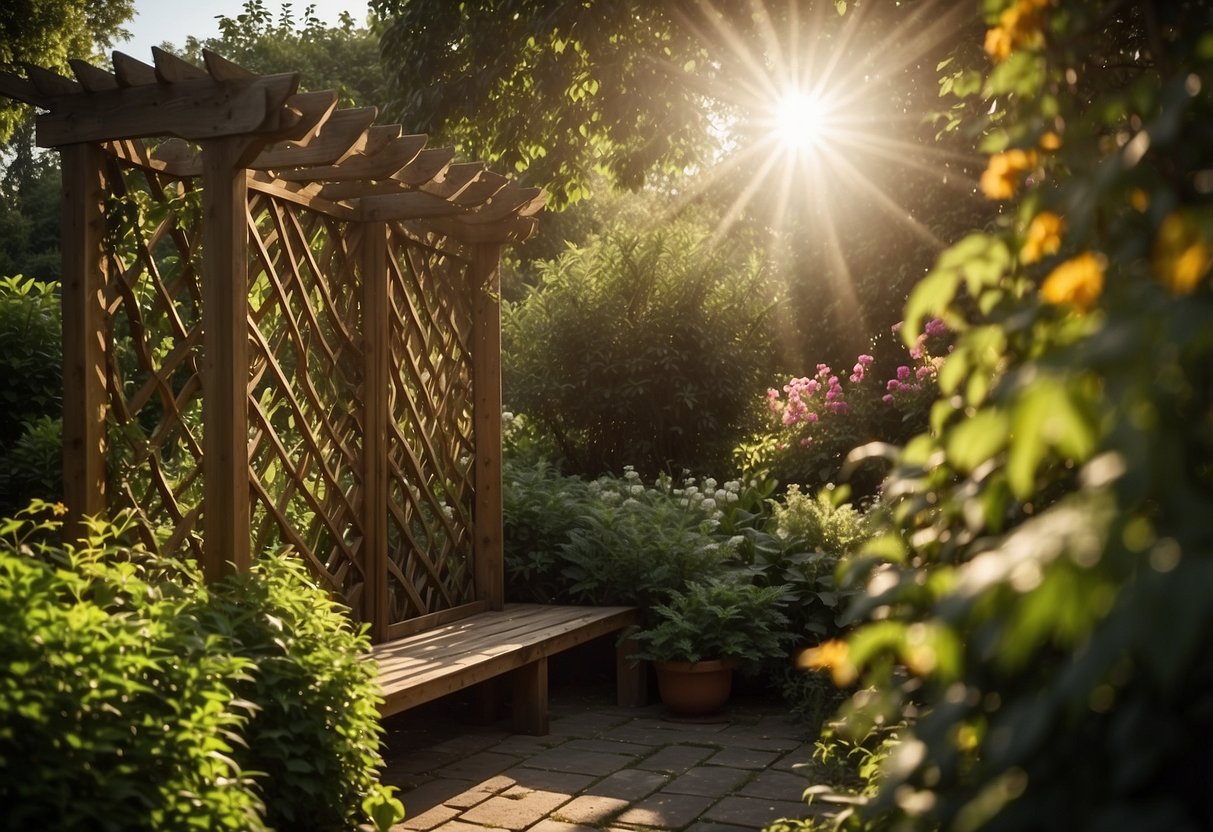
[380,679,833,832]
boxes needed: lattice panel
[103,154,206,558]
[384,227,477,624]
[246,193,368,615]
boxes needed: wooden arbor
[0,49,543,643]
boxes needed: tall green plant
[504,208,777,478]
[810,2,1213,829]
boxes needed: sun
[772,89,830,152]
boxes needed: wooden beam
[360,221,390,640]
[111,51,158,86]
[200,137,252,580]
[69,59,119,92]
[250,106,376,169]
[152,46,209,83]
[355,191,462,222]
[393,147,454,186]
[470,245,504,610]
[275,133,426,182]
[59,143,108,536]
[37,72,300,146]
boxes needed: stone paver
[503,767,597,795]
[384,689,829,832]
[402,804,461,830]
[445,775,518,809]
[459,789,570,831]
[436,751,521,781]
[701,795,811,829]
[582,768,671,800]
[635,744,715,774]
[738,769,813,801]
[529,820,598,832]
[551,794,631,825]
[565,737,652,756]
[616,792,715,829]
[518,747,634,776]
[704,747,782,771]
[663,765,752,797]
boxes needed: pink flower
[882,393,894,403]
[806,412,819,423]
[925,318,947,337]
[896,365,912,381]
[858,354,875,366]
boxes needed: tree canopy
[0,0,135,142]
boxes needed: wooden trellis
[0,49,543,642]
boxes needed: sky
[115,0,371,58]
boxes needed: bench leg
[616,634,647,707]
[512,657,548,735]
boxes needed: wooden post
[200,138,252,580]
[470,245,504,610]
[59,143,108,534]
[360,222,390,641]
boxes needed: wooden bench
[371,603,644,734]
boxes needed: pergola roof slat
[1,50,544,239]
[69,59,120,92]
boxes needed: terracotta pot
[653,659,737,716]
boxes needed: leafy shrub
[204,554,399,832]
[0,506,263,830]
[504,462,748,609]
[504,209,777,477]
[0,504,401,831]
[1,415,62,509]
[813,2,1213,830]
[629,576,792,674]
[0,276,61,446]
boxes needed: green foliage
[0,276,63,514]
[0,126,61,281]
[823,2,1213,829]
[1,415,63,508]
[202,553,398,832]
[504,462,741,609]
[773,486,872,557]
[504,208,777,478]
[0,506,264,830]
[629,576,792,674]
[0,0,134,140]
[177,1,386,108]
[0,505,400,831]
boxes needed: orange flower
[797,639,857,687]
[1041,252,1105,311]
[1154,212,1212,295]
[984,25,1014,62]
[1039,131,1062,151]
[1021,211,1065,263]
[980,149,1038,200]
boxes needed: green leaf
[945,408,1010,472]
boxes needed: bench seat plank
[370,603,640,728]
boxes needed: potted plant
[630,576,792,715]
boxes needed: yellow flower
[1154,212,1212,295]
[1021,211,1065,263]
[984,25,1014,62]
[1039,131,1062,151]
[980,149,1038,200]
[52,502,69,517]
[797,639,857,687]
[1041,252,1105,312]
[985,0,1049,63]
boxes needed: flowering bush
[736,321,949,494]
[812,2,1213,829]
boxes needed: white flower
[704,477,718,490]
[601,491,621,504]
[502,411,515,422]
[630,484,644,496]
[701,498,717,511]
[621,497,640,507]
[728,535,745,549]
[624,465,640,482]
[724,480,741,493]
[726,492,739,503]
[715,489,729,502]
